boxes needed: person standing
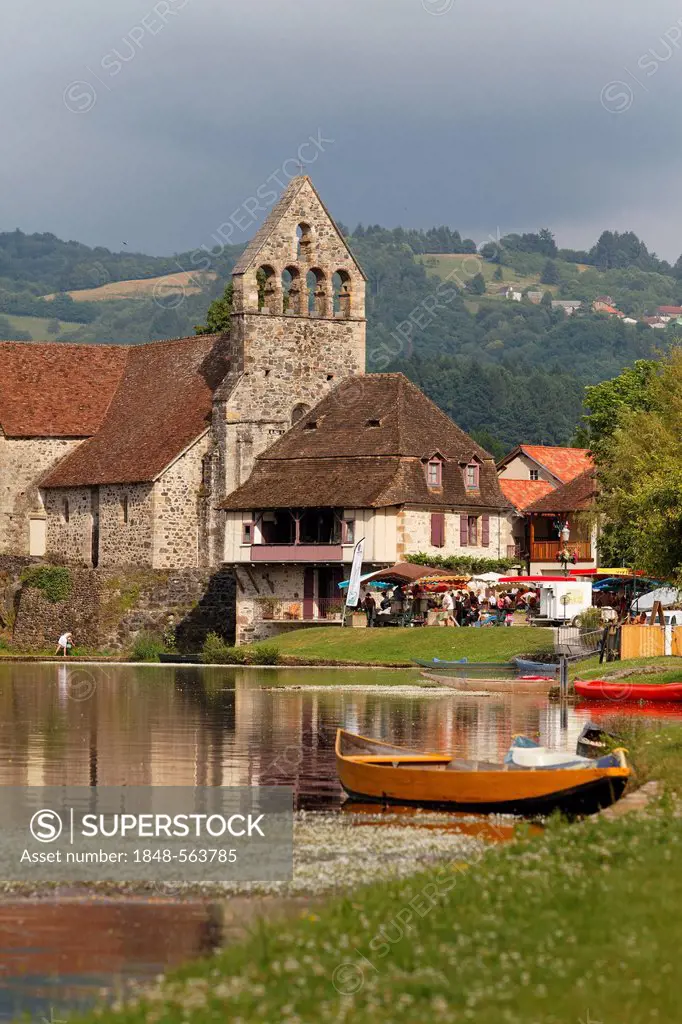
[363,591,376,627]
[441,589,455,626]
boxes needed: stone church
[0,177,366,568]
[0,175,513,642]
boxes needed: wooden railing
[530,540,593,562]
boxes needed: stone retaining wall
[10,564,236,652]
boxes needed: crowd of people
[358,584,540,628]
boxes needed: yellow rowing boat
[335,729,630,816]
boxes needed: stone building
[1,174,514,645]
[0,176,366,569]
[219,373,514,642]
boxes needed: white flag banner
[345,538,365,609]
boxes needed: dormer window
[366,418,381,428]
[427,459,443,489]
[465,463,480,490]
[304,420,318,430]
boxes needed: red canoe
[574,679,682,702]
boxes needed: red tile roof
[515,445,593,483]
[656,306,682,315]
[0,342,128,437]
[499,478,555,511]
[42,336,228,486]
[525,469,597,513]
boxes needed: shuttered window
[431,512,445,547]
[460,514,468,547]
[467,515,478,546]
[482,514,490,547]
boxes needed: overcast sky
[2,0,682,258]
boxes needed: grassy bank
[250,626,553,666]
[72,808,680,1020]
[573,655,682,685]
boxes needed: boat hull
[336,730,630,817]
[575,680,682,702]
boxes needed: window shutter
[482,514,490,547]
[460,514,468,547]
[431,512,445,548]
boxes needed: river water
[0,661,637,1020]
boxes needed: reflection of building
[498,445,597,573]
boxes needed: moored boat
[336,729,630,816]
[574,679,682,702]
[576,722,619,758]
[514,657,558,676]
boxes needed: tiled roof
[525,469,597,514]
[219,374,510,511]
[0,342,128,437]
[499,478,555,511]
[656,306,682,315]
[42,336,228,486]
[511,445,593,483]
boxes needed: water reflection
[0,663,596,806]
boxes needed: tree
[493,265,503,282]
[576,359,657,458]
[466,273,486,296]
[47,318,60,335]
[594,350,682,578]
[540,259,560,285]
[195,282,233,335]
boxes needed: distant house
[622,317,638,325]
[643,316,668,329]
[497,445,594,572]
[498,285,522,301]
[551,300,581,316]
[592,300,624,317]
[525,290,544,304]
[656,305,682,317]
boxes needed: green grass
[573,656,682,685]
[417,253,557,298]
[70,783,682,1022]
[248,626,553,666]
[2,314,84,340]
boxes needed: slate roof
[41,335,228,487]
[499,478,555,512]
[525,469,597,514]
[219,374,510,511]
[499,445,593,484]
[0,342,128,437]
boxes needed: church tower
[208,176,366,563]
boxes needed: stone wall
[44,487,93,564]
[397,506,515,561]
[0,434,82,555]
[99,484,155,567]
[0,554,37,637]
[12,565,236,652]
[152,434,209,568]
[234,564,307,644]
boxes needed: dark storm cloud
[2,0,682,257]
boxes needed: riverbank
[249,625,554,667]
[68,724,682,1024]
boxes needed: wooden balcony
[250,544,343,562]
[530,540,593,562]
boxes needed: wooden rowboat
[574,679,682,702]
[335,729,630,816]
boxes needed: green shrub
[201,632,246,665]
[130,631,164,662]
[247,643,280,665]
[405,553,515,574]
[21,565,72,603]
[577,606,602,635]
